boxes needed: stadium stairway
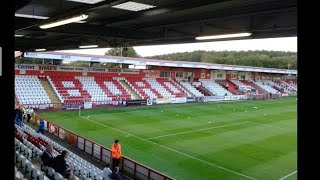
[119,80,141,100]
[176,81,194,97]
[40,78,61,109]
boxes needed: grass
[39,97,297,180]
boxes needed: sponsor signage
[204,96,225,102]
[186,97,196,102]
[147,99,153,106]
[239,95,247,100]
[170,97,187,104]
[16,64,37,70]
[62,103,83,109]
[39,104,47,109]
[231,95,240,100]
[124,100,147,106]
[15,64,140,74]
[156,97,187,104]
[156,98,171,104]
[84,102,93,109]
[89,67,106,72]
[39,65,58,71]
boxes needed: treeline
[147,50,297,69]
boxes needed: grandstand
[13,51,298,180]
[12,0,297,179]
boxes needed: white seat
[71,175,80,180]
[20,157,27,169]
[31,169,42,180]
[47,167,55,178]
[25,163,35,176]
[94,175,103,180]
[37,174,51,180]
[54,172,64,180]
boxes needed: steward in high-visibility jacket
[111,140,121,169]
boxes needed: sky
[57,37,297,57]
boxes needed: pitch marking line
[248,121,289,131]
[147,121,250,140]
[278,170,297,180]
[79,116,257,180]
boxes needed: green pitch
[39,97,297,180]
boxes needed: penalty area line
[278,170,297,180]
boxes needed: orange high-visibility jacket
[111,143,122,159]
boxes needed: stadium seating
[145,78,187,98]
[94,77,135,101]
[240,80,267,94]
[215,80,240,95]
[125,78,163,99]
[200,80,233,96]
[15,75,51,107]
[179,82,204,97]
[15,124,104,180]
[252,80,280,94]
[159,78,187,97]
[15,74,192,106]
[48,76,92,104]
[230,80,255,93]
[75,76,110,102]
[273,80,297,93]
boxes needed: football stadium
[14,1,297,180]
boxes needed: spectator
[40,144,54,168]
[52,150,74,180]
[111,140,122,169]
[110,167,123,180]
[102,163,112,180]
[37,119,45,134]
[14,107,20,126]
[15,107,24,127]
[22,106,27,122]
[26,107,34,123]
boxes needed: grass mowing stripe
[147,121,250,140]
[278,170,297,180]
[248,121,290,131]
[79,116,258,180]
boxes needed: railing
[34,115,174,180]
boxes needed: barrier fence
[34,115,174,180]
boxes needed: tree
[105,47,140,57]
[147,50,297,70]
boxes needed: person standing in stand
[27,107,34,123]
[37,119,45,134]
[111,140,122,169]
